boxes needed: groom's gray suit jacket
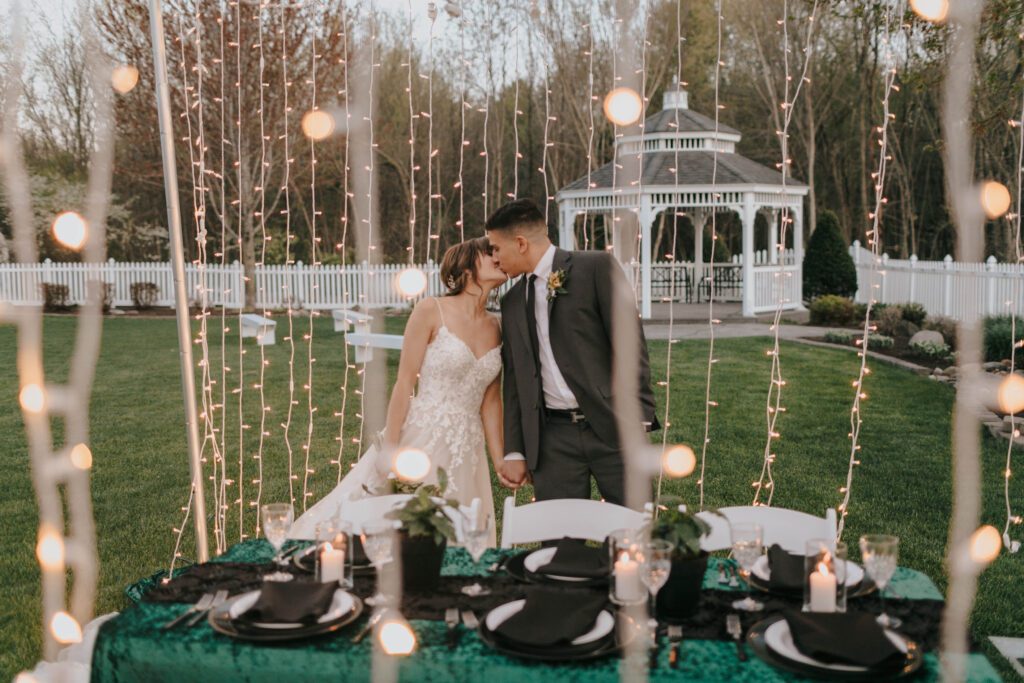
[500,247,660,471]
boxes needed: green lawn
[1,315,1021,679]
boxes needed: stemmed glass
[361,521,396,606]
[261,503,294,582]
[461,511,492,597]
[640,539,674,647]
[859,534,901,628]
[730,523,765,612]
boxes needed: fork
[445,607,460,649]
[460,609,480,630]
[351,611,383,644]
[162,592,214,630]
[667,624,683,669]
[186,589,228,627]
[726,614,747,662]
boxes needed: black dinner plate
[503,550,609,588]
[746,614,923,681]
[208,591,364,642]
[476,607,637,662]
[747,568,877,599]
[292,546,374,576]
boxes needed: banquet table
[91,541,1002,682]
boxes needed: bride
[292,237,517,545]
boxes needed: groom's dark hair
[485,198,547,238]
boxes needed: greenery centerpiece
[648,496,718,621]
[384,469,459,592]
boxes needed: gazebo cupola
[555,79,810,318]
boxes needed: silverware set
[726,613,747,662]
[667,624,683,669]
[161,589,228,630]
[445,608,460,650]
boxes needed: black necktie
[525,275,542,374]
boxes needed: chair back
[696,505,837,553]
[500,496,647,548]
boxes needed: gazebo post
[692,210,705,287]
[558,203,574,249]
[793,203,806,309]
[639,199,654,319]
[741,192,756,317]
[768,208,780,265]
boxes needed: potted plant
[648,497,718,621]
[385,469,459,592]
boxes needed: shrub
[984,316,1023,364]
[923,316,957,349]
[802,209,857,300]
[41,283,71,312]
[131,282,159,309]
[824,330,854,345]
[875,306,904,337]
[102,283,113,313]
[909,339,952,362]
[809,295,855,326]
[900,302,927,327]
[867,334,894,349]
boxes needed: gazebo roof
[561,150,807,192]
[641,108,741,136]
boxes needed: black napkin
[768,544,806,591]
[783,609,907,669]
[534,538,610,579]
[494,586,608,647]
[238,580,338,625]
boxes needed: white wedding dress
[292,301,501,545]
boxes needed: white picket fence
[849,241,1024,321]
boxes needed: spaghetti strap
[433,297,446,327]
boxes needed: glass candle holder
[608,529,647,606]
[315,520,354,588]
[803,539,848,613]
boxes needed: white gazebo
[555,83,810,318]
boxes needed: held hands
[497,459,529,490]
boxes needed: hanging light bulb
[968,525,1002,565]
[395,267,428,298]
[379,614,417,655]
[980,181,1012,219]
[36,526,65,571]
[111,65,140,94]
[301,110,335,141]
[392,448,431,483]
[443,2,462,18]
[998,374,1024,414]
[13,672,40,683]
[909,0,949,23]
[19,384,46,414]
[50,611,83,644]
[603,87,643,126]
[52,212,88,250]
[661,444,697,478]
[70,443,93,470]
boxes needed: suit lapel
[547,248,572,318]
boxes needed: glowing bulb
[980,181,1012,219]
[603,87,643,126]
[52,212,88,250]
[395,267,428,298]
[13,673,40,683]
[36,527,65,571]
[662,444,697,478]
[301,110,335,141]
[111,65,139,94]
[999,374,1024,414]
[50,611,82,644]
[968,525,1002,564]
[19,384,46,413]
[70,443,93,470]
[392,448,431,483]
[379,618,416,655]
[909,0,948,22]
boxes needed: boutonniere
[546,269,568,301]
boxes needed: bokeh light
[301,110,335,141]
[909,0,949,23]
[603,87,643,126]
[50,611,83,644]
[980,181,1012,220]
[661,444,697,478]
[392,448,431,483]
[395,267,428,298]
[70,443,93,470]
[36,527,65,571]
[968,524,1002,565]
[19,384,46,414]
[379,618,416,655]
[52,212,88,250]
[998,373,1024,415]
[111,65,140,94]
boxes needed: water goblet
[641,539,674,646]
[859,534,901,628]
[461,512,492,597]
[361,521,396,606]
[261,503,294,582]
[730,523,764,612]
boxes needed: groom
[486,198,659,506]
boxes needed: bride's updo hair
[440,237,490,296]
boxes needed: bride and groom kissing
[295,198,658,545]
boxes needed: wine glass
[361,521,396,606]
[641,539,674,647]
[730,523,764,612]
[859,534,901,628]
[461,512,492,597]
[261,503,294,582]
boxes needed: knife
[445,607,460,650]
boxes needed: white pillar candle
[320,542,344,584]
[809,562,837,612]
[614,552,644,603]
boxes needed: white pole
[148,0,209,562]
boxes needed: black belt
[544,407,587,423]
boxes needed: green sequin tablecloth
[91,541,1001,683]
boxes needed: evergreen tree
[803,209,857,301]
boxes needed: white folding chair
[696,505,837,553]
[500,496,647,548]
[340,494,479,543]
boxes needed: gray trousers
[531,416,625,506]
